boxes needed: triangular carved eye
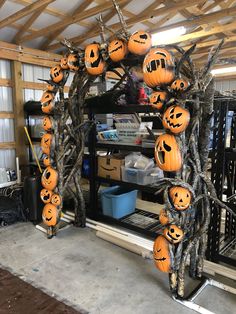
[90,50,95,57]
[176,113,182,118]
[170,107,175,114]
[163,141,171,152]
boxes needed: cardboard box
[98,154,125,180]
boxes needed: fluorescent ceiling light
[152,26,186,45]
[211,66,236,75]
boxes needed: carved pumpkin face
[108,39,127,62]
[60,57,69,70]
[164,224,184,244]
[67,53,80,71]
[41,133,53,155]
[50,65,64,83]
[85,43,105,75]
[171,78,189,92]
[153,235,171,273]
[169,186,192,211]
[41,92,54,114]
[42,203,59,226]
[40,188,53,204]
[128,30,151,55]
[42,116,53,132]
[43,155,52,167]
[163,105,190,134]
[155,134,182,172]
[143,48,175,88]
[159,208,169,226]
[51,194,62,206]
[149,91,167,110]
[41,166,58,191]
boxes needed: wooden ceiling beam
[48,0,201,51]
[40,0,94,50]
[182,35,236,50]
[13,3,49,44]
[0,0,6,9]
[148,5,236,34]
[0,0,55,29]
[20,0,130,43]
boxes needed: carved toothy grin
[165,117,182,129]
[167,231,180,241]
[43,194,50,201]
[145,59,166,73]
[133,40,146,44]
[174,203,189,209]
[152,95,161,104]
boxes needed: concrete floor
[0,222,235,314]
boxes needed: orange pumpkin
[163,224,184,244]
[41,166,58,191]
[149,91,167,110]
[169,186,192,211]
[143,48,175,88]
[41,133,53,155]
[159,208,169,225]
[171,78,189,92]
[40,188,53,204]
[163,105,190,134]
[43,155,52,167]
[50,65,64,83]
[42,116,53,132]
[153,235,171,273]
[42,203,59,226]
[85,43,105,75]
[51,194,62,206]
[108,39,127,62]
[60,57,69,70]
[41,91,54,114]
[155,134,182,172]
[67,53,80,71]
[128,30,151,55]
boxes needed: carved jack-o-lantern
[143,48,175,88]
[163,105,190,134]
[159,208,169,226]
[41,133,53,155]
[41,166,58,191]
[163,224,184,244]
[171,78,189,92]
[155,134,182,172]
[169,186,192,211]
[50,65,64,83]
[85,43,105,75]
[51,194,62,206]
[43,156,52,167]
[42,116,53,132]
[42,203,59,226]
[40,188,53,204]
[41,91,54,114]
[153,235,171,273]
[149,91,168,110]
[108,39,127,62]
[67,53,80,71]
[128,30,151,55]
[60,57,69,70]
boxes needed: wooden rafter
[13,3,49,44]
[40,0,94,50]
[48,0,201,51]
[0,0,55,29]
[0,0,6,9]
[20,0,130,43]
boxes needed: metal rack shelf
[96,141,154,154]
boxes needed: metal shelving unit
[86,101,162,239]
[207,97,236,267]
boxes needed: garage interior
[0,1,236,313]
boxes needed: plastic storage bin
[100,186,137,219]
[121,166,163,185]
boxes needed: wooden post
[11,60,28,167]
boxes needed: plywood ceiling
[0,0,236,65]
